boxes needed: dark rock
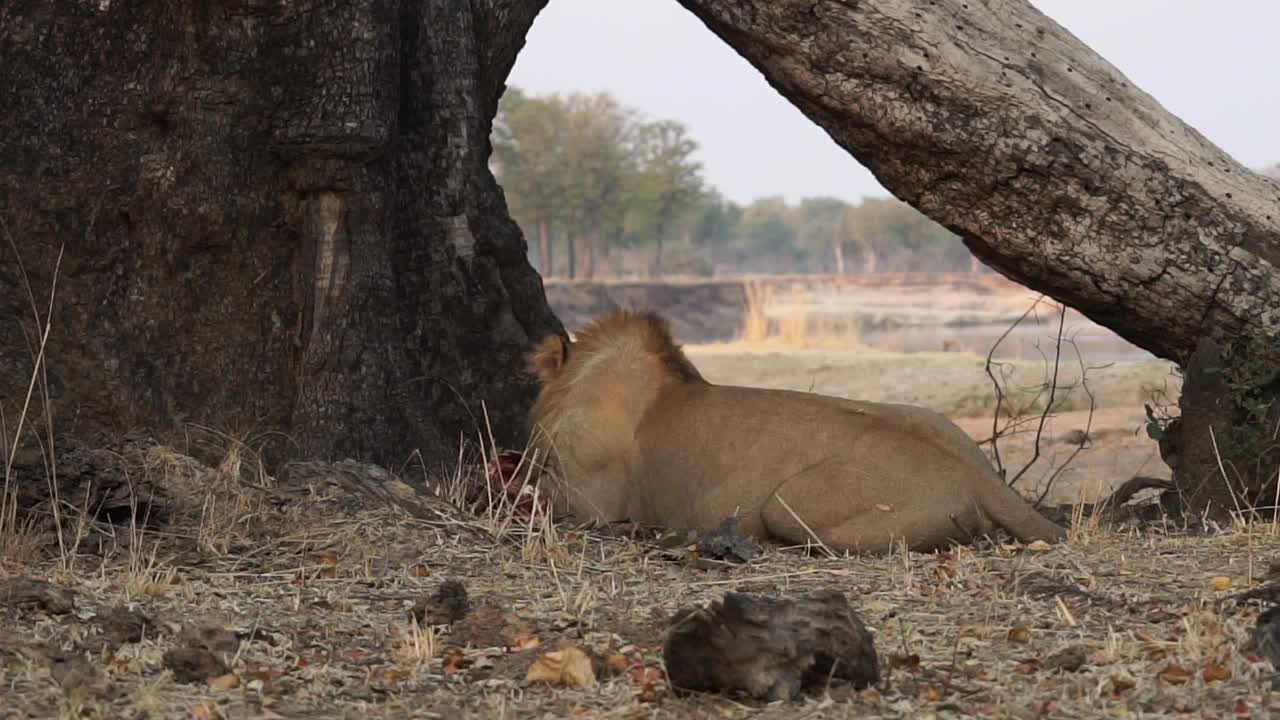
[0,578,76,615]
[663,589,879,701]
[1248,605,1280,667]
[1043,645,1089,673]
[92,605,154,651]
[695,517,762,564]
[412,579,470,626]
[177,624,242,658]
[163,646,229,684]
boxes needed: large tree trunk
[0,0,563,471]
[677,0,1280,516]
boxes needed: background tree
[492,86,981,278]
[677,0,1280,517]
[626,120,706,275]
[689,190,744,250]
[841,198,891,273]
[841,198,973,273]
[735,196,800,273]
[493,89,569,277]
[0,0,563,471]
[562,93,632,279]
[795,197,851,273]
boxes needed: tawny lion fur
[526,309,1067,554]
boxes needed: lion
[525,308,1067,554]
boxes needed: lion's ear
[528,335,569,382]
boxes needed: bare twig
[1010,302,1067,490]
[772,493,838,560]
[1036,337,1098,507]
[984,296,1046,478]
[1209,426,1247,522]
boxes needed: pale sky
[508,1,1280,206]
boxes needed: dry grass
[2,436,1280,719]
[1,233,66,568]
[740,279,865,350]
[0,496,44,566]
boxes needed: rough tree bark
[0,1,563,471]
[677,0,1280,516]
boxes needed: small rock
[48,650,103,695]
[449,605,533,650]
[1,578,76,615]
[178,624,241,658]
[695,517,763,564]
[164,647,230,684]
[663,589,879,701]
[92,606,153,650]
[1248,605,1280,667]
[412,579,469,626]
[1059,429,1089,445]
[1043,645,1089,673]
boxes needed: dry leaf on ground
[1203,663,1233,682]
[208,673,241,690]
[1157,664,1192,685]
[526,645,597,689]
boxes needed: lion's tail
[973,475,1069,544]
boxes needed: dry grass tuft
[0,490,45,566]
[146,435,274,556]
[394,614,440,669]
[739,279,864,350]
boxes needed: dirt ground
[3,442,1280,720]
[8,276,1275,719]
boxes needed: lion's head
[524,308,707,522]
[526,308,704,431]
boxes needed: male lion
[526,309,1067,554]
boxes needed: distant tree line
[492,86,984,279]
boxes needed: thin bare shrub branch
[983,295,1046,480]
[1036,337,1098,507]
[1009,303,1067,490]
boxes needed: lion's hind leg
[760,480,988,554]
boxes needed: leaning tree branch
[675,0,1280,363]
